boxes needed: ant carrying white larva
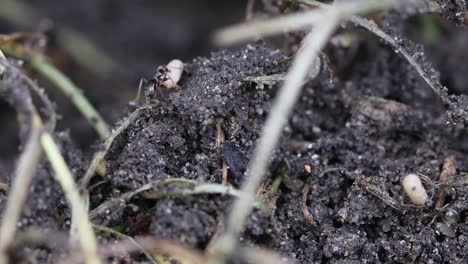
[130,59,184,106]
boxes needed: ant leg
[174,84,182,91]
[129,78,148,106]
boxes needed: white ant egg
[402,173,428,206]
[162,59,184,89]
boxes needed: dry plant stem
[90,179,260,223]
[301,184,316,225]
[245,0,255,21]
[0,57,44,263]
[17,72,56,131]
[298,0,447,100]
[4,61,57,131]
[436,155,456,208]
[0,117,42,264]
[216,122,229,185]
[0,49,5,75]
[349,16,445,99]
[57,27,120,78]
[222,162,228,185]
[142,183,262,206]
[358,179,402,211]
[214,0,397,45]
[214,8,323,45]
[89,182,153,222]
[40,132,101,264]
[58,237,205,264]
[80,104,156,190]
[205,214,226,255]
[0,181,8,192]
[0,0,119,77]
[93,225,157,264]
[221,17,338,256]
[239,246,292,264]
[30,58,110,139]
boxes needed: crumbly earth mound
[1,6,468,262]
[97,42,468,262]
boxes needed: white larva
[402,173,428,206]
[161,59,184,89]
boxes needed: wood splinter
[301,184,317,225]
[436,155,456,209]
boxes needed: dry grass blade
[40,133,101,264]
[297,0,448,101]
[0,57,44,263]
[436,173,468,187]
[212,2,411,257]
[80,104,156,190]
[240,246,292,264]
[0,49,5,75]
[89,182,153,222]
[214,8,323,45]
[214,0,397,45]
[2,60,57,131]
[0,118,42,264]
[93,225,157,264]
[221,14,339,258]
[57,237,205,264]
[90,178,264,224]
[350,16,446,99]
[358,179,402,211]
[1,45,110,139]
[30,58,110,139]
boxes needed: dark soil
[2,1,468,263]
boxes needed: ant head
[157,66,168,74]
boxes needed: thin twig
[245,0,256,21]
[212,2,404,261]
[224,12,337,246]
[0,116,42,264]
[0,49,5,76]
[239,246,292,264]
[90,179,264,224]
[79,104,156,190]
[30,57,110,139]
[357,178,402,211]
[57,237,205,264]
[89,182,154,223]
[40,132,101,264]
[0,57,44,264]
[1,47,110,138]
[0,181,8,192]
[56,27,120,78]
[297,0,448,101]
[435,155,456,208]
[301,184,316,225]
[350,16,446,99]
[216,122,229,185]
[93,225,157,264]
[3,59,57,131]
[214,0,397,45]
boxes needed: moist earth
[1,4,468,264]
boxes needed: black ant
[130,59,183,106]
